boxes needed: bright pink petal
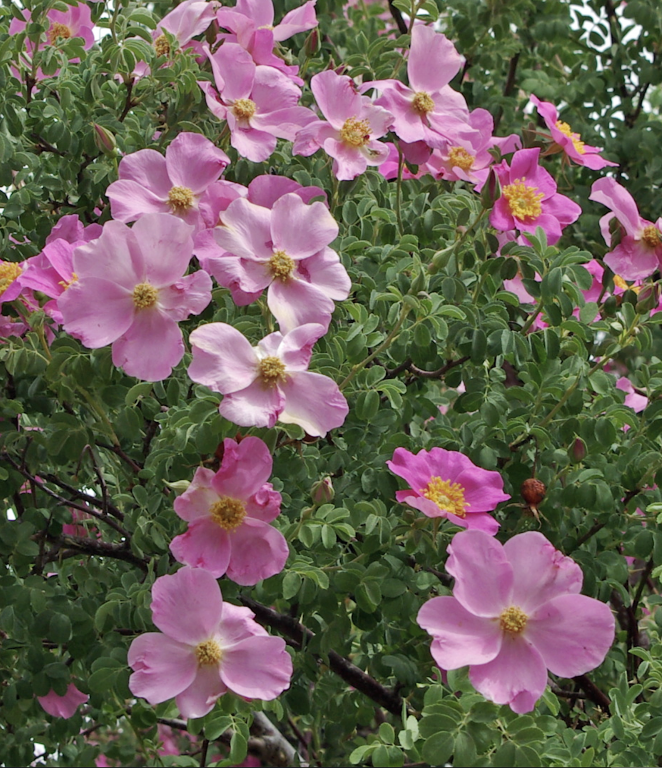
[271,194,338,259]
[165,132,229,195]
[589,177,642,237]
[111,311,183,382]
[128,633,197,704]
[459,511,500,534]
[219,380,285,428]
[170,519,232,578]
[37,685,89,719]
[245,483,282,522]
[175,664,227,719]
[212,436,274,500]
[387,448,435,492]
[452,467,510,513]
[408,25,463,94]
[226,518,289,585]
[220,636,292,698]
[188,323,259,394]
[604,239,660,281]
[278,371,348,436]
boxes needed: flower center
[132,282,158,309]
[258,356,287,385]
[340,117,371,148]
[448,146,475,172]
[412,91,435,115]
[0,262,23,296]
[555,120,585,155]
[499,606,528,634]
[209,496,246,531]
[269,250,295,281]
[232,98,257,120]
[167,186,195,213]
[642,225,661,249]
[154,33,170,57]
[48,23,72,44]
[422,476,467,518]
[195,639,223,666]
[502,179,544,222]
[57,272,79,290]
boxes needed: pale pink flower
[46,214,102,245]
[589,177,662,280]
[387,446,510,534]
[200,43,315,162]
[10,4,95,54]
[106,133,230,232]
[530,95,617,170]
[616,377,647,412]
[200,192,348,332]
[293,69,394,180]
[491,148,582,245]
[188,323,348,436]
[0,260,27,304]
[128,566,292,718]
[59,214,212,382]
[37,684,89,718]
[153,0,217,56]
[20,239,81,324]
[418,530,615,713]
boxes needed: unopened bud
[636,284,659,314]
[521,478,546,506]
[570,437,587,463]
[428,246,454,275]
[304,29,319,57]
[480,167,501,209]
[93,123,116,155]
[311,476,334,504]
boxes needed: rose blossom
[128,566,292,718]
[59,214,212,381]
[37,683,89,718]
[417,530,615,713]
[170,437,289,584]
[188,322,348,436]
[386,446,510,534]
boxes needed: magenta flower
[200,43,315,162]
[0,260,26,304]
[293,70,394,180]
[128,566,292,718]
[170,437,288,585]
[418,530,615,713]
[106,133,229,232]
[37,684,89,719]
[490,148,582,245]
[616,377,647,413]
[589,177,662,280]
[188,322,349,436]
[59,214,212,382]
[386,447,510,534]
[530,95,617,170]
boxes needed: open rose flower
[37,684,89,719]
[387,446,510,534]
[170,437,288,584]
[128,566,292,718]
[418,530,615,713]
[188,322,348,436]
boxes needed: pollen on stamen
[642,225,661,249]
[48,22,71,45]
[58,272,79,291]
[269,250,295,281]
[422,476,467,518]
[412,91,435,115]
[0,262,23,296]
[195,639,223,666]
[499,606,528,634]
[132,282,158,310]
[555,120,585,155]
[258,356,287,385]
[209,496,246,531]
[448,146,475,172]
[340,117,371,148]
[167,186,195,213]
[154,34,170,57]
[502,179,544,222]
[232,98,257,120]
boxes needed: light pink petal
[158,270,212,321]
[298,247,350,301]
[589,177,642,237]
[526,594,615,678]
[418,596,503,668]
[236,0,274,27]
[112,311,183,382]
[218,603,268,646]
[188,323,258,394]
[165,132,229,195]
[311,70,362,127]
[278,371,348,436]
[446,530,513,617]
[253,106,318,141]
[107,179,169,223]
[276,323,325,369]
[130,214,195,286]
[268,278,334,334]
[220,636,292,698]
[174,467,219,522]
[159,0,216,44]
[59,279,134,348]
[251,66,302,113]
[578,149,618,170]
[604,240,659,281]
[248,174,325,209]
[37,684,89,719]
[245,483,282,522]
[175,664,227,719]
[219,380,285,428]
[71,220,145,287]
[214,198,274,261]
[271,194,338,258]
[199,80,228,121]
[230,125,278,163]
[211,43,254,101]
[118,149,173,197]
[469,635,548,714]
[503,531,582,611]
[206,250,272,296]
[212,437,274,499]
[226,518,289,585]
[47,214,84,245]
[408,25,463,94]
[128,633,197,704]
[273,0,317,41]
[399,492,450,519]
[292,120,336,156]
[459,511,500,534]
[170,519,232,578]
[323,139,368,181]
[150,566,224,644]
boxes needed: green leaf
[422,733,454,765]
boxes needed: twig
[573,674,611,712]
[387,0,408,34]
[41,534,149,571]
[199,738,209,767]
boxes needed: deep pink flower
[20,239,81,324]
[37,684,89,718]
[0,260,27,304]
[170,437,288,584]
[386,446,510,534]
[589,177,662,280]
[200,43,315,162]
[188,322,348,436]
[59,214,212,381]
[418,530,615,713]
[490,148,582,245]
[106,133,230,232]
[128,566,292,718]
[293,70,394,180]
[530,95,617,170]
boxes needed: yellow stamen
[555,120,585,155]
[412,91,435,115]
[232,98,257,120]
[195,639,223,666]
[57,272,78,290]
[209,497,246,531]
[340,117,371,148]
[167,186,195,213]
[641,225,661,249]
[499,606,528,634]
[48,22,71,45]
[422,476,467,518]
[269,250,295,281]
[258,356,287,385]
[0,262,22,296]
[132,282,158,309]
[502,179,544,222]
[448,146,474,172]
[154,33,170,57]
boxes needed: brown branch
[239,596,407,717]
[385,355,469,380]
[119,78,136,122]
[386,0,408,35]
[40,534,149,571]
[96,440,143,473]
[40,472,124,521]
[573,674,611,713]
